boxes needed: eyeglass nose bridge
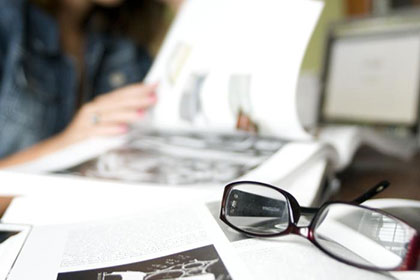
[286,223,312,240]
[297,226,310,238]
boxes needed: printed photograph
[57,245,232,280]
[228,74,258,133]
[166,42,192,85]
[0,231,19,244]
[62,129,286,185]
[179,73,208,125]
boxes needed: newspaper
[7,205,250,280]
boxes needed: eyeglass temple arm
[351,180,390,204]
[300,180,390,214]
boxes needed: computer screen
[320,27,420,132]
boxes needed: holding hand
[62,83,157,143]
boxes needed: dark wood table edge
[0,196,14,219]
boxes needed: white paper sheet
[6,136,126,173]
[0,169,224,227]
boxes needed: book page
[8,206,250,280]
[0,224,31,280]
[145,0,323,140]
[233,238,395,280]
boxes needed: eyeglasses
[219,180,420,271]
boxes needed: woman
[0,0,178,168]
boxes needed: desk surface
[335,146,420,201]
[0,196,13,218]
[1,146,419,219]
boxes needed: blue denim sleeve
[0,0,25,82]
[92,42,153,97]
[0,45,3,89]
[137,46,153,82]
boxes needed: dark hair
[30,0,170,54]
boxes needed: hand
[61,83,157,143]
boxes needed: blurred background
[302,0,420,73]
[297,0,420,201]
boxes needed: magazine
[7,0,329,190]
[5,0,414,184]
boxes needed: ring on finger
[91,112,101,125]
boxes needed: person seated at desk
[0,0,181,168]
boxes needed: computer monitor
[319,13,420,135]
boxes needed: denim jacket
[0,0,151,158]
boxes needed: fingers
[96,109,146,125]
[64,82,159,142]
[91,124,129,136]
[93,83,158,111]
[87,83,157,126]
[82,82,157,124]
[109,93,156,111]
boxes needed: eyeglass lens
[224,183,290,235]
[313,203,417,270]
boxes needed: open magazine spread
[47,0,325,187]
[8,0,328,192]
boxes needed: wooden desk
[0,146,419,219]
[335,146,420,201]
[0,196,13,218]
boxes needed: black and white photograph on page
[62,129,286,185]
[57,245,232,280]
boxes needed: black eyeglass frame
[219,180,420,271]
